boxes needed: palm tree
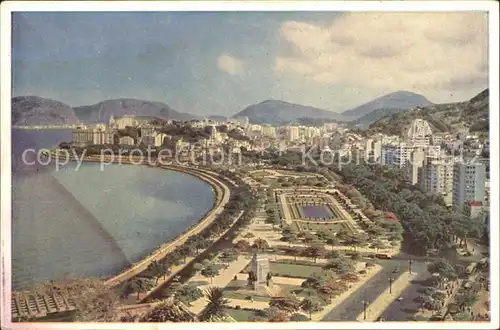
[199,287,230,322]
[142,302,194,322]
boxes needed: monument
[249,251,272,290]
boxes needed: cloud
[275,12,488,101]
[217,53,245,76]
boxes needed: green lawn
[226,308,258,321]
[306,222,347,232]
[270,262,323,278]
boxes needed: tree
[300,297,323,320]
[192,236,211,253]
[201,264,220,285]
[287,246,303,262]
[340,273,360,283]
[253,238,270,251]
[303,232,318,244]
[121,277,155,300]
[320,279,348,298]
[323,257,355,275]
[199,287,230,322]
[455,290,479,311]
[176,284,202,305]
[350,251,361,261]
[302,244,326,263]
[370,239,387,252]
[233,240,250,252]
[220,248,239,264]
[427,258,457,282]
[142,302,194,322]
[265,307,290,322]
[269,295,301,314]
[146,261,171,284]
[326,250,345,259]
[326,236,340,251]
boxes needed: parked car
[392,267,400,273]
[397,297,403,301]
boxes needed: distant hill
[74,99,194,123]
[233,100,346,125]
[341,91,433,119]
[12,96,79,126]
[350,108,405,128]
[368,89,489,136]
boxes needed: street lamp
[408,257,413,274]
[362,290,369,320]
[389,277,393,294]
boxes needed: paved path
[356,271,418,322]
[227,298,269,310]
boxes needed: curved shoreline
[61,155,231,287]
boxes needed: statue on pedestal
[249,250,271,291]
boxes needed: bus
[375,253,392,259]
[466,262,477,275]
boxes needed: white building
[261,125,276,138]
[407,119,433,142]
[72,125,93,145]
[420,155,455,205]
[154,132,168,147]
[287,126,300,141]
[119,136,135,146]
[92,124,115,145]
[452,162,486,212]
[364,139,373,160]
[381,143,416,168]
[372,140,382,162]
[407,149,425,185]
[114,115,137,129]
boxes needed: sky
[12,11,489,116]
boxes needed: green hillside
[368,89,489,136]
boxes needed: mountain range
[12,90,485,133]
[233,91,432,125]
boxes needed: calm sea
[11,129,214,290]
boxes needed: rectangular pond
[299,205,332,219]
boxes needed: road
[380,268,430,321]
[322,258,429,321]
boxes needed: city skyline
[12,11,488,116]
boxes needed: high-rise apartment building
[407,149,425,185]
[452,162,486,212]
[420,155,455,205]
[287,126,300,141]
